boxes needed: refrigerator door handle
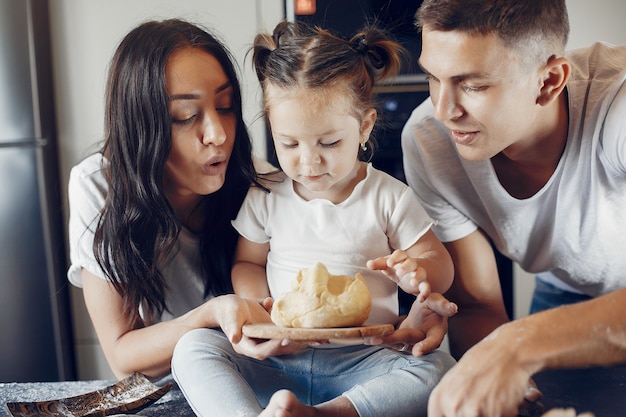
[0,138,47,148]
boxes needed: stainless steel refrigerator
[0,0,76,382]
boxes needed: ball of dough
[271,262,372,328]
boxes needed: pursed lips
[201,154,227,174]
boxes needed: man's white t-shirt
[402,42,626,297]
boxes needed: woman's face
[163,46,237,205]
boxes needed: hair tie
[354,36,368,55]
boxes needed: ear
[360,108,377,142]
[537,56,571,106]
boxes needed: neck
[492,91,569,198]
[166,191,204,232]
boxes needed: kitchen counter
[1,363,625,417]
[0,375,194,417]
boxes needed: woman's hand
[364,293,457,356]
[214,295,308,360]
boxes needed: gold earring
[361,141,368,151]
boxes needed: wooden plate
[242,323,394,341]
[5,372,172,417]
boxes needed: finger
[524,378,543,402]
[427,389,444,417]
[367,257,389,271]
[416,280,431,302]
[412,328,445,356]
[390,256,417,277]
[262,297,274,312]
[424,293,458,317]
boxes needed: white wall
[48,0,626,380]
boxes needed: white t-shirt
[67,153,207,322]
[232,163,433,324]
[402,42,626,297]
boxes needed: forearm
[447,303,509,359]
[101,296,229,379]
[417,249,454,294]
[232,261,270,301]
[505,289,626,374]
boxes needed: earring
[361,141,368,151]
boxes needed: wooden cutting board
[242,323,394,341]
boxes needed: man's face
[419,28,543,161]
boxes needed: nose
[299,147,321,166]
[201,111,227,146]
[431,83,463,122]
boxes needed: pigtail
[350,26,405,82]
[251,32,276,83]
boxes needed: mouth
[202,154,228,174]
[449,129,479,146]
[303,174,324,181]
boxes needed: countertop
[1,364,625,416]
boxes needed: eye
[279,141,298,149]
[172,114,197,125]
[462,83,487,93]
[216,91,234,113]
[320,140,340,148]
[217,105,234,114]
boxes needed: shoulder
[255,170,289,192]
[401,99,453,157]
[68,153,108,204]
[365,164,406,189]
[567,43,626,89]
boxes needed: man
[401,0,626,416]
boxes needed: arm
[81,269,268,379]
[367,229,454,301]
[428,288,626,417]
[443,229,510,358]
[231,236,270,301]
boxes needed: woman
[67,18,271,379]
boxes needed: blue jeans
[530,276,592,314]
[172,328,455,417]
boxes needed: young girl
[172,22,456,417]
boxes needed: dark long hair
[94,19,259,324]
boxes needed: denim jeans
[530,276,592,314]
[172,328,455,417]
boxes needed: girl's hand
[364,293,457,356]
[367,249,431,301]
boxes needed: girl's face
[267,86,376,203]
[163,46,237,206]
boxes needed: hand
[214,295,309,360]
[367,249,431,301]
[365,293,457,356]
[427,325,542,417]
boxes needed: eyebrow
[275,128,341,140]
[418,60,492,82]
[168,81,232,101]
